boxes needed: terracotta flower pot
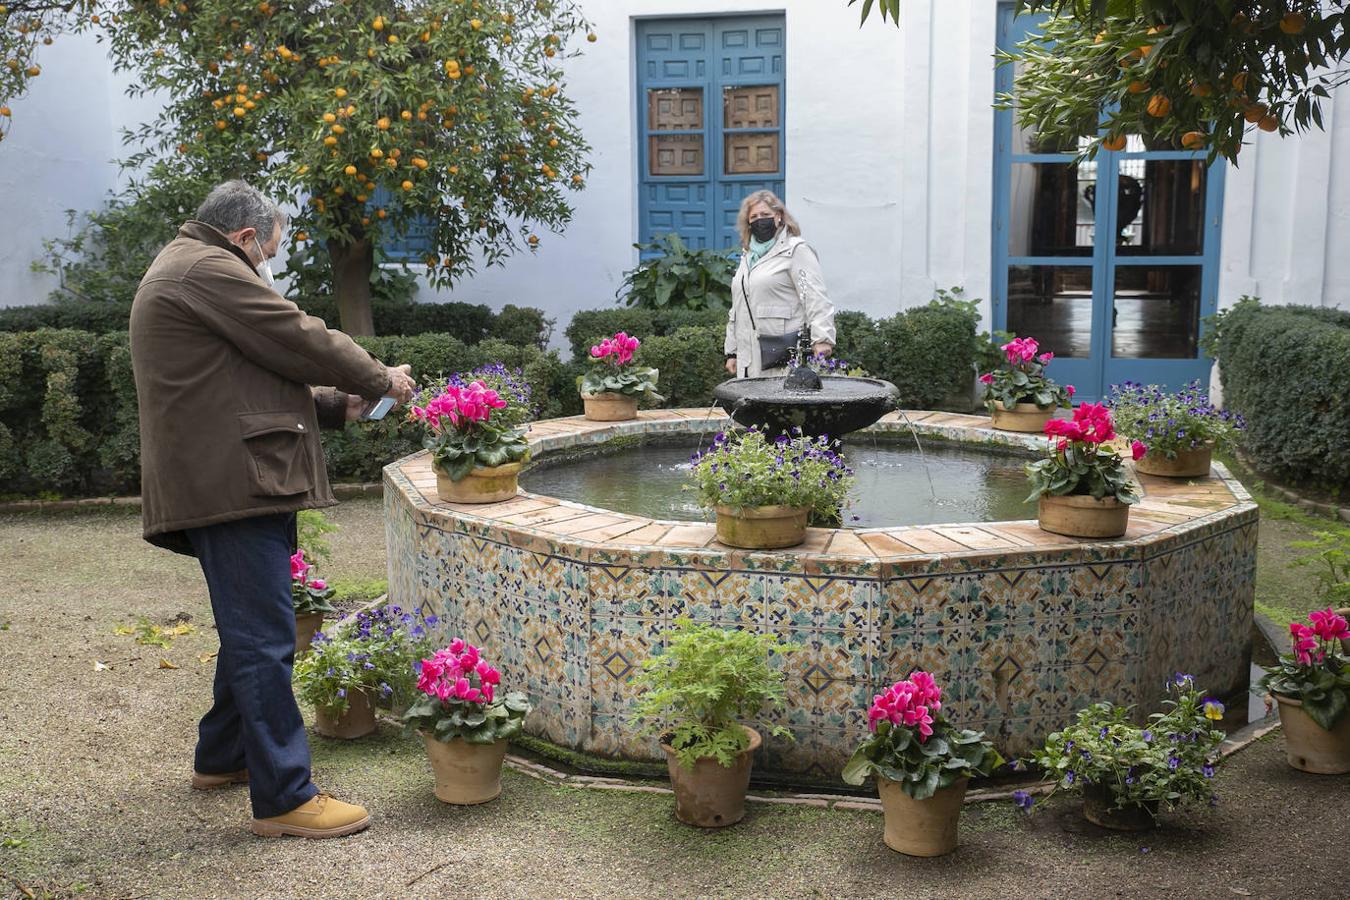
[1081,783,1157,831]
[313,688,377,740]
[875,777,969,857]
[1275,694,1350,775]
[1037,494,1130,539]
[1134,443,1214,478]
[294,612,324,656]
[434,460,522,504]
[714,505,809,549]
[990,402,1055,434]
[661,726,762,828]
[582,392,639,422]
[420,732,510,804]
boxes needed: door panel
[638,16,785,253]
[993,4,1225,401]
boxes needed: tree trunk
[328,236,376,337]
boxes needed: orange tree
[1002,1,1349,163]
[91,1,593,335]
[0,2,100,138]
[853,1,1348,164]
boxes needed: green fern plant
[617,233,736,311]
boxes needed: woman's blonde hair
[735,190,800,248]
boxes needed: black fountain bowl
[712,375,900,439]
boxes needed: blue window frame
[369,185,436,262]
[636,15,786,253]
[992,4,1226,401]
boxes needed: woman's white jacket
[723,232,837,378]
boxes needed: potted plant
[980,336,1074,432]
[687,428,854,549]
[1025,403,1143,538]
[410,377,529,504]
[842,671,1004,857]
[1257,608,1350,774]
[1107,381,1245,478]
[403,638,531,804]
[633,619,796,828]
[1031,675,1227,830]
[290,549,336,655]
[578,331,662,421]
[293,604,426,739]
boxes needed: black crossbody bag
[737,270,801,371]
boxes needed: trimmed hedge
[564,307,726,359]
[0,329,572,498]
[1213,298,1350,494]
[0,297,552,347]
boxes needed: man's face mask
[749,216,778,243]
[254,237,275,287]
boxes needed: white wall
[2,0,1346,338]
[1218,73,1350,311]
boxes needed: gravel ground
[2,501,1348,900]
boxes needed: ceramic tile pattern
[384,409,1257,777]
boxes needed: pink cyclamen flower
[979,373,995,385]
[1066,384,1076,399]
[307,578,326,590]
[1309,609,1350,643]
[449,638,465,655]
[1131,440,1148,461]
[1038,352,1054,364]
[290,550,310,582]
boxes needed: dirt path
[2,503,1347,900]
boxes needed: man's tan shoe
[250,793,370,839]
[191,768,249,790]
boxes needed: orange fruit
[1258,116,1279,133]
[1181,131,1205,149]
[401,180,413,191]
[376,209,387,219]
[470,19,482,30]
[527,235,539,245]
[344,164,357,175]
[215,120,228,130]
[25,65,40,76]
[1232,72,1249,91]
[1146,94,1171,117]
[372,16,384,31]
[1128,80,1149,94]
[233,106,247,117]
[1280,13,1306,35]
[323,136,337,146]
[331,124,345,134]
[0,107,10,117]
[335,87,347,98]
[323,112,337,123]
[370,147,384,158]
[412,157,428,169]
[377,117,390,130]
[1243,104,1267,123]
[1190,82,1213,98]
[401,110,412,120]
[448,165,459,174]
[587,33,597,42]
[1102,134,1127,151]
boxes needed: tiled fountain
[384,409,1257,778]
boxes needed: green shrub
[564,307,725,359]
[0,329,569,497]
[859,291,981,409]
[1212,297,1350,494]
[0,295,550,346]
[617,233,736,311]
[636,326,727,409]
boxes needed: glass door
[993,5,1225,401]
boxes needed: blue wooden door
[637,16,785,252]
[992,4,1226,401]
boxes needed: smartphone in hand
[361,396,397,421]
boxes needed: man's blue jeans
[186,512,318,818]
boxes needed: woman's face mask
[749,216,778,243]
[254,237,276,287]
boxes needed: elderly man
[130,180,415,839]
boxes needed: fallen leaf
[113,624,134,636]
[198,651,219,664]
[158,658,180,670]
[168,623,195,637]
[93,661,110,672]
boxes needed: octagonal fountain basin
[385,408,1257,780]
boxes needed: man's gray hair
[195,180,286,238]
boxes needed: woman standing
[724,190,837,378]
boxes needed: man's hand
[345,393,370,422]
[812,342,833,358]
[725,356,738,376]
[385,364,415,405]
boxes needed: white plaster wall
[2,0,1346,340]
